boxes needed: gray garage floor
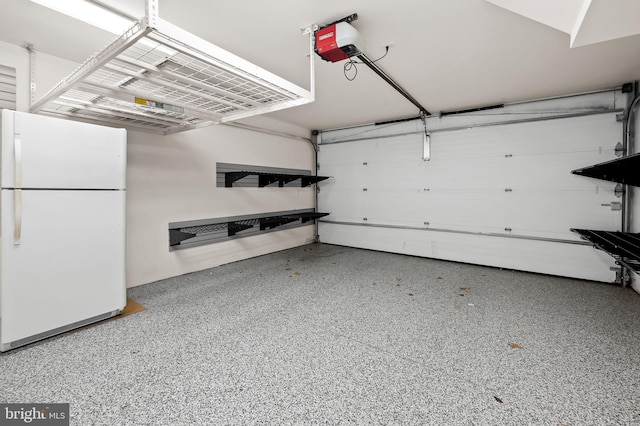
[2,243,640,425]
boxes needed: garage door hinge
[609,266,627,285]
[615,142,624,157]
[614,183,624,198]
[601,202,622,211]
[616,113,626,122]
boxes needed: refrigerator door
[0,189,126,349]
[1,110,126,190]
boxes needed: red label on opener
[315,24,350,62]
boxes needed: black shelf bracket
[225,171,253,187]
[301,176,330,187]
[258,174,281,187]
[293,212,330,223]
[260,216,299,231]
[227,220,256,237]
[279,175,301,187]
[169,229,196,246]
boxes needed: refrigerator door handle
[14,190,22,245]
[14,137,22,245]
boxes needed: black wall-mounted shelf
[169,210,329,250]
[216,162,330,188]
[571,229,640,274]
[571,152,640,280]
[225,171,329,188]
[571,152,640,187]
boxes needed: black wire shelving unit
[169,211,329,249]
[571,151,640,277]
[224,171,329,188]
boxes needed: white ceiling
[2,0,640,132]
[486,0,640,48]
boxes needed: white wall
[0,41,78,112]
[0,40,316,288]
[126,127,315,287]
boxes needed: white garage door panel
[424,159,508,189]
[319,188,366,222]
[505,238,614,282]
[365,190,428,225]
[318,222,616,283]
[507,192,621,239]
[423,192,509,232]
[318,96,624,282]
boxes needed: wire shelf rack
[571,229,640,275]
[169,211,329,250]
[31,11,314,134]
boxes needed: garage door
[317,90,628,282]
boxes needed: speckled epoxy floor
[2,243,640,425]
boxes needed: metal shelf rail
[30,0,315,135]
[571,152,640,187]
[225,171,329,188]
[169,211,329,249]
[571,229,640,274]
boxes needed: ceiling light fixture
[30,0,133,35]
[30,0,177,56]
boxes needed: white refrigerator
[0,110,126,352]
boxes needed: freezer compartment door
[0,189,126,347]
[2,110,126,190]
